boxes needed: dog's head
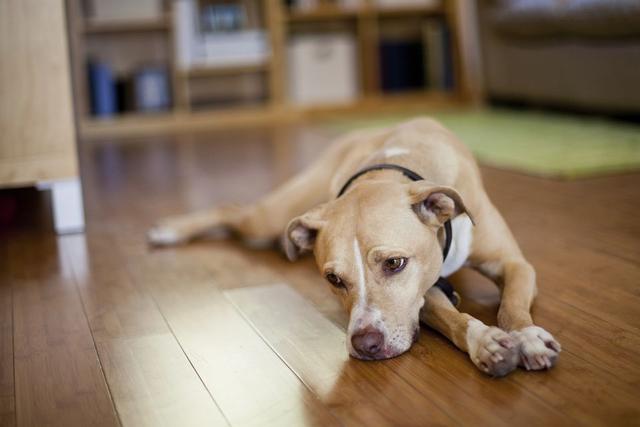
[283,179,471,360]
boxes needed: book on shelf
[422,18,453,91]
[89,59,171,116]
[379,38,425,93]
[174,0,269,71]
[134,67,171,112]
[200,3,246,32]
[88,61,117,117]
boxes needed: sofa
[477,0,640,114]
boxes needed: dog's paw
[467,321,519,377]
[147,223,186,246]
[511,326,561,371]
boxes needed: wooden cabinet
[0,0,85,233]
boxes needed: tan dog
[148,117,561,377]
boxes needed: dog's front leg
[420,286,519,377]
[476,259,562,371]
[468,201,561,371]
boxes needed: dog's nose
[351,327,384,358]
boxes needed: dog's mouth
[349,347,409,361]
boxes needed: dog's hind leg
[147,204,247,246]
[148,140,343,246]
[420,286,519,377]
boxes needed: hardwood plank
[60,233,228,427]
[94,334,226,427]
[0,242,15,427]
[499,218,640,333]
[8,235,119,427]
[536,298,640,388]
[483,168,640,265]
[508,350,640,425]
[127,253,339,427]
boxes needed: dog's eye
[325,273,344,288]
[383,257,408,274]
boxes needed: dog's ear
[407,181,475,227]
[282,205,326,261]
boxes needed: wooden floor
[1,123,639,426]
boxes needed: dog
[148,117,561,377]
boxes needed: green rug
[324,109,640,179]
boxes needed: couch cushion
[490,0,640,38]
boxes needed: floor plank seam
[590,245,640,268]
[61,239,124,427]
[550,342,639,391]
[539,290,640,338]
[122,258,233,427]
[222,288,347,427]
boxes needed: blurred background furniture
[477,0,640,114]
[0,0,84,234]
[66,0,471,138]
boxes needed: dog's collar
[337,163,424,197]
[336,163,453,262]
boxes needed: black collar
[336,163,453,262]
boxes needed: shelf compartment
[180,61,271,78]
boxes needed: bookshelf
[67,0,470,139]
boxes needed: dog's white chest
[440,215,473,277]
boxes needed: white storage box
[90,0,163,23]
[287,33,358,106]
[199,31,269,68]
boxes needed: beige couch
[477,0,640,113]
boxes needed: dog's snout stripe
[353,238,366,302]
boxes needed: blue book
[88,61,117,117]
[423,20,454,91]
[379,39,425,93]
